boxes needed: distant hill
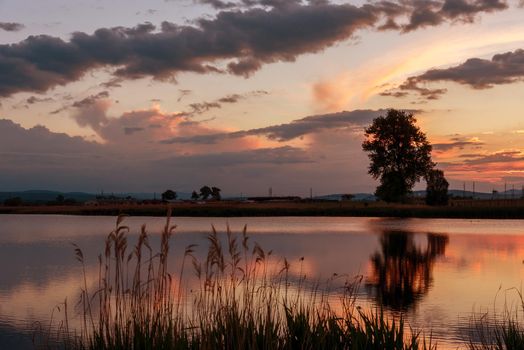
[0,190,96,203]
[316,189,524,202]
[0,190,193,203]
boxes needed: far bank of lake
[1,199,524,219]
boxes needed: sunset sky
[1,0,524,196]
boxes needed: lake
[1,214,524,349]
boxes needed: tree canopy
[191,190,199,200]
[425,169,449,206]
[362,109,435,202]
[211,187,221,200]
[161,189,177,201]
[199,186,212,200]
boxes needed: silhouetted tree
[362,109,434,202]
[191,190,199,200]
[200,186,212,200]
[341,194,354,201]
[425,169,449,205]
[56,194,65,203]
[211,187,222,200]
[161,189,177,201]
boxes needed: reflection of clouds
[0,268,97,331]
[442,234,524,274]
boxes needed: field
[2,199,524,219]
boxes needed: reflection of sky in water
[2,215,524,349]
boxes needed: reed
[56,213,435,350]
[467,288,524,350]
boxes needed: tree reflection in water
[366,231,449,311]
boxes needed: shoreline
[1,200,524,219]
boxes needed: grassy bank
[5,199,524,219]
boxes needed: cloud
[162,109,388,144]
[26,96,54,104]
[461,150,524,165]
[0,118,319,192]
[0,22,24,32]
[401,0,507,32]
[51,90,111,116]
[178,90,269,117]
[68,100,255,157]
[99,77,124,89]
[0,119,100,155]
[382,77,448,100]
[156,146,312,167]
[197,0,238,9]
[0,1,508,96]
[72,91,110,108]
[432,137,484,151]
[177,89,192,102]
[385,48,524,99]
[72,99,111,131]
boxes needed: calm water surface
[1,215,524,349]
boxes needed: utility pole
[504,182,507,200]
[310,187,313,200]
[463,182,466,199]
[473,181,475,199]
[269,187,272,198]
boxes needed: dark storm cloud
[197,0,238,9]
[161,109,388,144]
[195,0,303,9]
[401,0,507,32]
[197,0,508,31]
[386,48,524,99]
[0,0,509,97]
[0,22,24,32]
[418,49,524,88]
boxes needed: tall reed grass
[467,288,524,350]
[52,214,435,350]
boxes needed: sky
[1,0,524,196]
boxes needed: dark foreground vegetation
[42,215,436,350]
[4,199,524,219]
[38,215,524,350]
